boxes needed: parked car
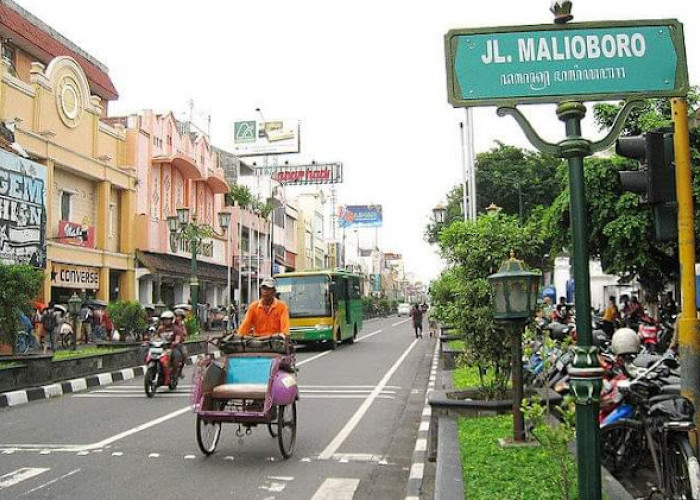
[397,303,411,317]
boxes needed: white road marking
[319,339,419,460]
[356,329,382,341]
[410,462,424,479]
[331,453,383,463]
[148,453,160,458]
[268,476,294,481]
[184,455,195,460]
[297,351,331,366]
[392,319,409,327]
[0,468,49,490]
[415,438,427,452]
[20,468,80,496]
[111,452,123,457]
[311,478,360,500]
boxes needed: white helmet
[173,308,186,318]
[160,310,175,320]
[611,328,640,356]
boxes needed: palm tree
[225,184,254,209]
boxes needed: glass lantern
[487,253,541,321]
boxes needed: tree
[0,263,44,353]
[225,183,254,209]
[430,212,547,399]
[474,143,564,218]
[544,91,700,298]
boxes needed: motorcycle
[143,335,181,397]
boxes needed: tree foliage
[430,213,547,399]
[107,300,147,340]
[0,263,44,352]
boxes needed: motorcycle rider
[238,277,290,336]
[156,310,185,378]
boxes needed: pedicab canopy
[487,253,541,321]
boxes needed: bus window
[276,275,331,318]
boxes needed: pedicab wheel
[144,366,157,398]
[267,406,278,438]
[196,414,221,455]
[277,402,297,459]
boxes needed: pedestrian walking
[427,306,438,338]
[410,303,424,338]
[41,306,56,353]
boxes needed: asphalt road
[0,316,436,500]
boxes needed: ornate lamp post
[217,211,232,331]
[487,252,541,442]
[67,292,82,351]
[166,207,231,322]
[432,204,447,225]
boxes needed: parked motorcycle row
[524,310,700,499]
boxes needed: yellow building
[0,4,136,304]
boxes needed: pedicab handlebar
[210,333,294,355]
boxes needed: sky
[14,0,700,284]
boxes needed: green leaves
[0,264,43,352]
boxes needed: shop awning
[136,250,237,286]
[152,154,201,179]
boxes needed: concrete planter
[429,387,562,419]
[0,340,207,393]
[441,348,462,370]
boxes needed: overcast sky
[15,0,700,283]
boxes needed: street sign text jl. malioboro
[445,19,688,107]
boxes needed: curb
[405,340,440,500]
[0,351,219,409]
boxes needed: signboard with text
[445,19,688,107]
[233,119,300,156]
[267,163,343,186]
[338,205,383,229]
[51,263,99,290]
[57,220,95,248]
[0,149,47,267]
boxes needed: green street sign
[445,19,688,107]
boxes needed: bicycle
[15,330,38,354]
[600,352,700,499]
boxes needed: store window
[60,191,72,221]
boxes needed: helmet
[160,310,175,320]
[173,308,186,318]
[611,327,640,356]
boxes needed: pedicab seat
[210,355,274,401]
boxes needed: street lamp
[167,207,231,322]
[217,210,232,331]
[487,252,541,442]
[67,292,82,351]
[432,204,447,225]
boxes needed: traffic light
[616,130,677,241]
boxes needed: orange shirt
[238,298,290,336]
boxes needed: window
[109,202,117,238]
[60,191,72,221]
[1,42,17,77]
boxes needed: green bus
[275,270,363,348]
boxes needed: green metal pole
[557,102,603,500]
[190,236,199,321]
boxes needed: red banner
[57,221,95,248]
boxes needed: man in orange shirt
[238,277,290,336]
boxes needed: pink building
[107,110,233,308]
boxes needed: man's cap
[174,308,186,317]
[261,277,276,289]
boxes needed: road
[0,316,435,500]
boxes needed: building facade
[0,2,136,304]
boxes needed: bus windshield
[276,275,331,318]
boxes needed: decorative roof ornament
[550,0,573,24]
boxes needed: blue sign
[338,205,383,229]
[446,19,688,107]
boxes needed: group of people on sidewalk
[29,303,114,353]
[409,302,437,338]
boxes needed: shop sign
[266,163,343,186]
[57,220,95,248]
[51,263,99,289]
[169,233,214,258]
[0,149,47,267]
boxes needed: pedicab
[191,334,298,458]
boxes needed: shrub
[0,263,44,353]
[184,314,200,338]
[106,300,147,340]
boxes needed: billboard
[269,163,343,186]
[233,119,300,156]
[383,252,402,261]
[0,149,47,267]
[57,220,95,248]
[338,205,383,229]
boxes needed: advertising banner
[0,149,47,267]
[338,205,383,228]
[57,220,95,248]
[233,119,300,156]
[383,252,402,261]
[50,263,99,290]
[267,163,343,186]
